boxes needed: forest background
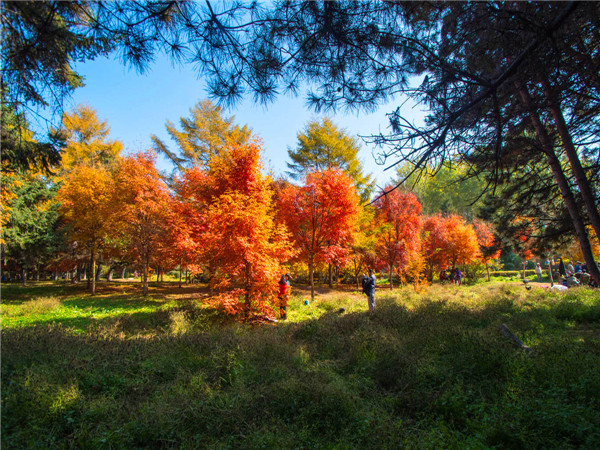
[2,1,600,318]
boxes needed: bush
[462,262,487,284]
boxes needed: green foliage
[2,173,61,273]
[397,161,488,217]
[2,282,600,448]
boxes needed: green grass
[2,281,600,448]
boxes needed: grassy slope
[2,281,600,448]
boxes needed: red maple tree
[276,169,360,301]
[372,188,423,289]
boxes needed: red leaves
[372,188,423,273]
[422,214,481,277]
[277,169,360,266]
[174,140,295,319]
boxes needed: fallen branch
[497,323,534,354]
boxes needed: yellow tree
[151,99,251,170]
[59,104,122,172]
[58,165,113,295]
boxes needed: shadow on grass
[2,291,599,449]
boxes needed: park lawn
[2,281,600,448]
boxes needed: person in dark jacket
[363,268,376,313]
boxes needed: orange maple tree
[111,152,172,295]
[276,169,360,301]
[472,219,502,281]
[372,188,422,289]
[422,214,480,280]
[176,139,295,320]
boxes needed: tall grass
[2,281,599,448]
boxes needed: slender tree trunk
[121,266,126,279]
[485,260,491,282]
[548,258,555,286]
[143,258,149,296]
[541,76,600,242]
[90,247,96,295]
[309,258,315,302]
[328,264,333,288]
[517,82,600,283]
[22,266,27,286]
[107,266,114,282]
[35,261,40,281]
[95,262,102,282]
[389,263,394,290]
[156,267,160,283]
[179,260,182,289]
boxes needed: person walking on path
[278,274,291,320]
[362,268,376,313]
[535,263,543,282]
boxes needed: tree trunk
[328,264,333,288]
[485,260,491,282]
[309,258,315,302]
[179,260,182,289]
[548,258,555,286]
[156,267,160,283]
[389,264,394,290]
[95,262,102,282]
[22,266,27,286]
[541,76,600,245]
[517,82,600,284]
[143,259,149,296]
[106,266,114,282]
[35,261,40,281]
[121,266,126,279]
[90,247,96,295]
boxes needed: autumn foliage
[112,152,172,295]
[422,214,481,280]
[176,139,295,319]
[372,188,422,289]
[276,169,360,300]
[58,165,114,294]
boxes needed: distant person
[567,262,575,273]
[558,258,567,278]
[278,273,291,320]
[362,268,376,313]
[574,262,582,273]
[439,270,448,283]
[455,268,462,286]
[535,263,543,282]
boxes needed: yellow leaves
[58,165,114,243]
[59,104,123,173]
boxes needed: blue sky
[71,54,424,189]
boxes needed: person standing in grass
[362,268,376,313]
[455,267,462,286]
[278,274,291,320]
[535,263,543,282]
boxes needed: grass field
[2,280,600,448]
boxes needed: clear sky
[71,54,424,189]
